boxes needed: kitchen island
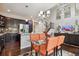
[54,33,79,46]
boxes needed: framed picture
[56,9,61,20]
[64,6,71,18]
[75,3,79,16]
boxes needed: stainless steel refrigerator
[19,24,31,49]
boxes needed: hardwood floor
[62,43,79,56]
[1,43,79,56]
[1,46,31,56]
[1,41,20,56]
[20,44,79,56]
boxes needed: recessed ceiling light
[25,19,28,22]
[25,5,28,8]
[7,9,11,12]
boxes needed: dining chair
[39,33,47,43]
[39,33,46,40]
[56,35,65,56]
[40,37,58,56]
[30,33,40,56]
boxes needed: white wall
[33,19,46,33]
[49,3,78,33]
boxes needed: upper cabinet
[0,15,7,27]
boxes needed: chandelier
[38,10,50,19]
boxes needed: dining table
[32,39,46,55]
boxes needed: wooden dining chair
[39,33,46,40]
[40,37,58,56]
[30,33,40,55]
[56,35,65,56]
[39,33,47,43]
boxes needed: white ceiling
[0,3,57,19]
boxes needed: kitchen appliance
[19,24,31,49]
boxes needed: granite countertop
[0,32,19,36]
